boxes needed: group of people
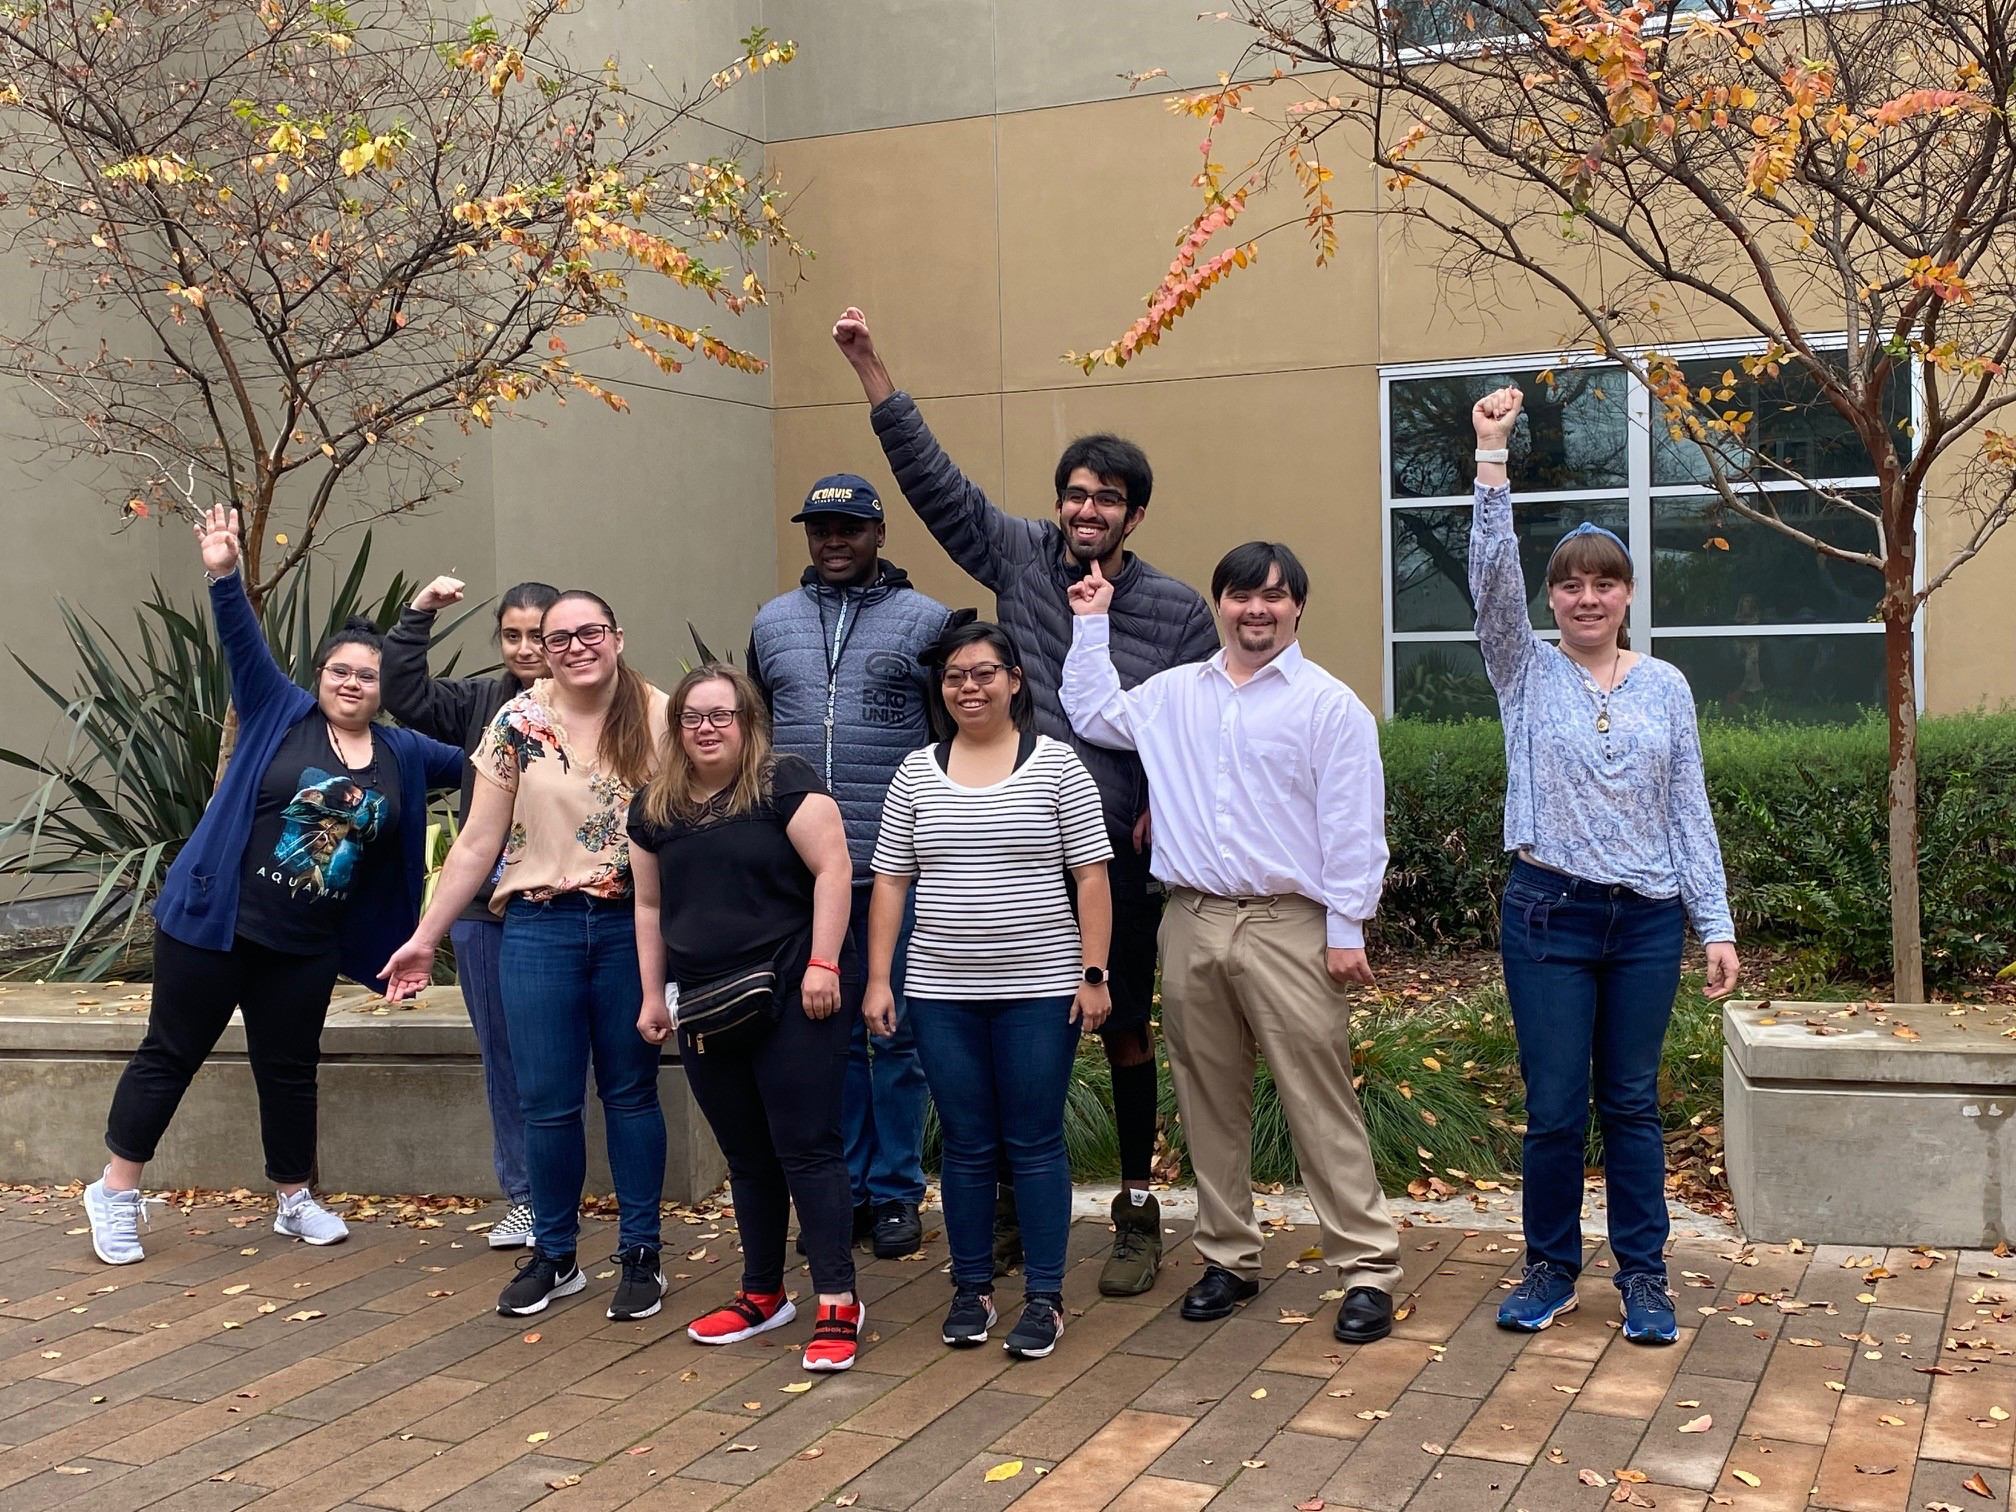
[78,311,1742,1373]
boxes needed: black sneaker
[941,1285,997,1348]
[1004,1293,1064,1360]
[497,1252,584,1316]
[872,1200,923,1260]
[607,1245,667,1321]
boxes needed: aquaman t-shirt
[235,714,403,954]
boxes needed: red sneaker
[802,1299,866,1372]
[685,1290,795,1345]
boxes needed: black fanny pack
[678,935,804,1054]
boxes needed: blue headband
[1549,521,1629,559]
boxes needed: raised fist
[412,575,466,613]
[1472,385,1524,449]
[832,306,875,364]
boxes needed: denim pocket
[1503,885,1559,963]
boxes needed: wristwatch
[1082,966,1107,987]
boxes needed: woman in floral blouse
[1467,385,1740,1348]
[384,590,671,1323]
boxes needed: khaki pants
[1160,889,1402,1292]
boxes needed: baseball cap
[792,473,883,523]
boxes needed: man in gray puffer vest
[748,473,952,1262]
[834,307,1222,1299]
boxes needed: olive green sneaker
[991,1184,1023,1279]
[1098,1190,1163,1296]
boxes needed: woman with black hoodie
[382,573,558,1250]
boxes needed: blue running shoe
[1619,1273,1679,1345]
[1496,1261,1579,1331]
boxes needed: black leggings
[105,928,340,1185]
[679,988,854,1296]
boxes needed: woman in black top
[628,664,864,1371]
[84,506,464,1266]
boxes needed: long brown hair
[545,590,656,789]
[640,663,775,828]
[1545,530,1635,652]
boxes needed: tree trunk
[1884,557,1925,1005]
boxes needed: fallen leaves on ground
[983,1460,1023,1483]
[1678,1414,1713,1433]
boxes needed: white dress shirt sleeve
[1062,614,1150,751]
[1312,692,1390,949]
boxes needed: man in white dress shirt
[1062,542,1403,1343]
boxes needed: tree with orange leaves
[1075,0,2016,1002]
[0,0,800,604]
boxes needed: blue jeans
[910,994,1079,1294]
[1500,858,1684,1284]
[500,894,664,1258]
[451,917,531,1204]
[840,888,928,1207]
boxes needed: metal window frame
[1379,337,1923,717]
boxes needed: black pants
[1102,839,1164,1049]
[105,927,340,1185]
[679,987,855,1296]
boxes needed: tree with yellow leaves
[0,0,799,601]
[1076,0,2016,1002]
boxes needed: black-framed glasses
[539,622,613,654]
[941,662,1010,689]
[678,707,740,730]
[1060,486,1127,509]
[320,663,379,687]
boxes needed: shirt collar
[1204,639,1306,686]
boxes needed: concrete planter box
[1724,999,2016,1247]
[0,983,726,1204]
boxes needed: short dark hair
[1211,542,1310,607]
[313,615,382,669]
[919,615,1034,740]
[496,580,560,632]
[1054,434,1152,514]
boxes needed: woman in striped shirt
[866,618,1113,1362]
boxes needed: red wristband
[807,958,841,975]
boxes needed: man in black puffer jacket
[834,306,1221,1299]
[749,474,952,1262]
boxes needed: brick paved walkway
[0,1191,2006,1512]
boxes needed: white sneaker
[84,1172,155,1265]
[274,1189,349,1246]
[488,1202,535,1250]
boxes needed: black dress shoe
[1334,1286,1393,1343]
[1181,1264,1261,1321]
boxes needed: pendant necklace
[327,720,375,781]
[1592,650,1623,735]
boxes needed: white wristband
[1474,448,1509,464]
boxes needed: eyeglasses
[678,707,740,730]
[941,662,1010,689]
[320,663,379,687]
[1060,486,1127,509]
[538,622,613,654]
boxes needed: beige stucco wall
[5,0,2011,910]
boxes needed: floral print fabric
[1470,481,1736,942]
[475,683,662,910]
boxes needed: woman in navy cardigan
[83,506,464,1266]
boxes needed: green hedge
[1378,710,2016,986]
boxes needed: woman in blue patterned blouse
[1467,385,1741,1347]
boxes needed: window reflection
[1393,500,1629,632]
[1390,366,1628,498]
[1651,491,1882,628]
